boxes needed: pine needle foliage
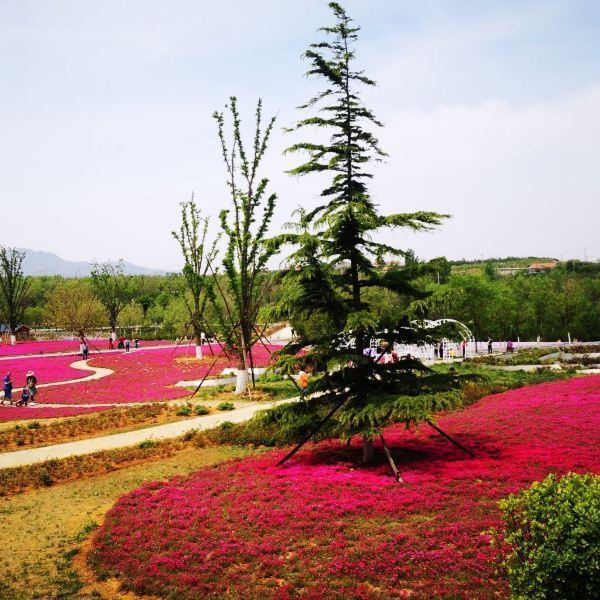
[262,3,459,457]
[211,97,278,390]
[285,2,449,323]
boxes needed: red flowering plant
[89,375,600,599]
[11,344,276,407]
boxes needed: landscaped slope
[90,376,600,599]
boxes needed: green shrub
[39,470,53,487]
[194,405,209,416]
[258,370,286,383]
[182,429,198,442]
[138,439,157,449]
[498,472,600,599]
[217,402,235,411]
[27,421,41,430]
[176,404,192,416]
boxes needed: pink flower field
[22,344,277,406]
[90,375,600,599]
[0,405,111,421]
[0,338,172,357]
[0,355,89,387]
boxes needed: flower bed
[0,405,110,422]
[0,338,173,357]
[90,376,600,599]
[0,355,90,388]
[29,344,277,406]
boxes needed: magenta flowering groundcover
[35,344,277,406]
[91,375,600,599]
[0,355,89,387]
[0,405,111,421]
[0,339,103,357]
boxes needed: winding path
[0,359,114,402]
[0,396,296,469]
[37,360,114,388]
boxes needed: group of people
[107,336,139,352]
[434,340,468,359]
[2,371,38,407]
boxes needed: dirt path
[0,396,296,469]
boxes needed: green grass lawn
[0,445,258,600]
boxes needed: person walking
[81,341,89,360]
[124,338,130,352]
[108,337,114,350]
[2,371,13,405]
[26,371,38,405]
[487,338,493,354]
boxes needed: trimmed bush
[499,472,600,599]
[138,439,157,449]
[217,402,235,411]
[194,405,209,416]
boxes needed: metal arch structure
[411,318,474,342]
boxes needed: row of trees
[3,3,598,465]
[4,253,599,346]
[422,268,600,344]
[0,251,131,341]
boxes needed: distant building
[0,324,31,341]
[497,260,559,276]
[527,260,558,274]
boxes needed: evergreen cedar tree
[0,246,30,334]
[172,198,218,350]
[262,2,459,463]
[211,97,279,394]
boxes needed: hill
[20,249,165,277]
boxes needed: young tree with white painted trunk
[172,198,218,359]
[212,97,278,395]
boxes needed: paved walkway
[0,397,296,469]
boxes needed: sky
[1,0,599,271]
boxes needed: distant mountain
[20,249,166,277]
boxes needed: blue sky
[1,0,599,269]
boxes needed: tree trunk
[235,361,248,395]
[194,331,203,359]
[362,436,374,464]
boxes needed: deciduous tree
[212,97,278,394]
[0,246,30,342]
[90,261,130,337]
[45,281,105,337]
[172,198,218,359]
